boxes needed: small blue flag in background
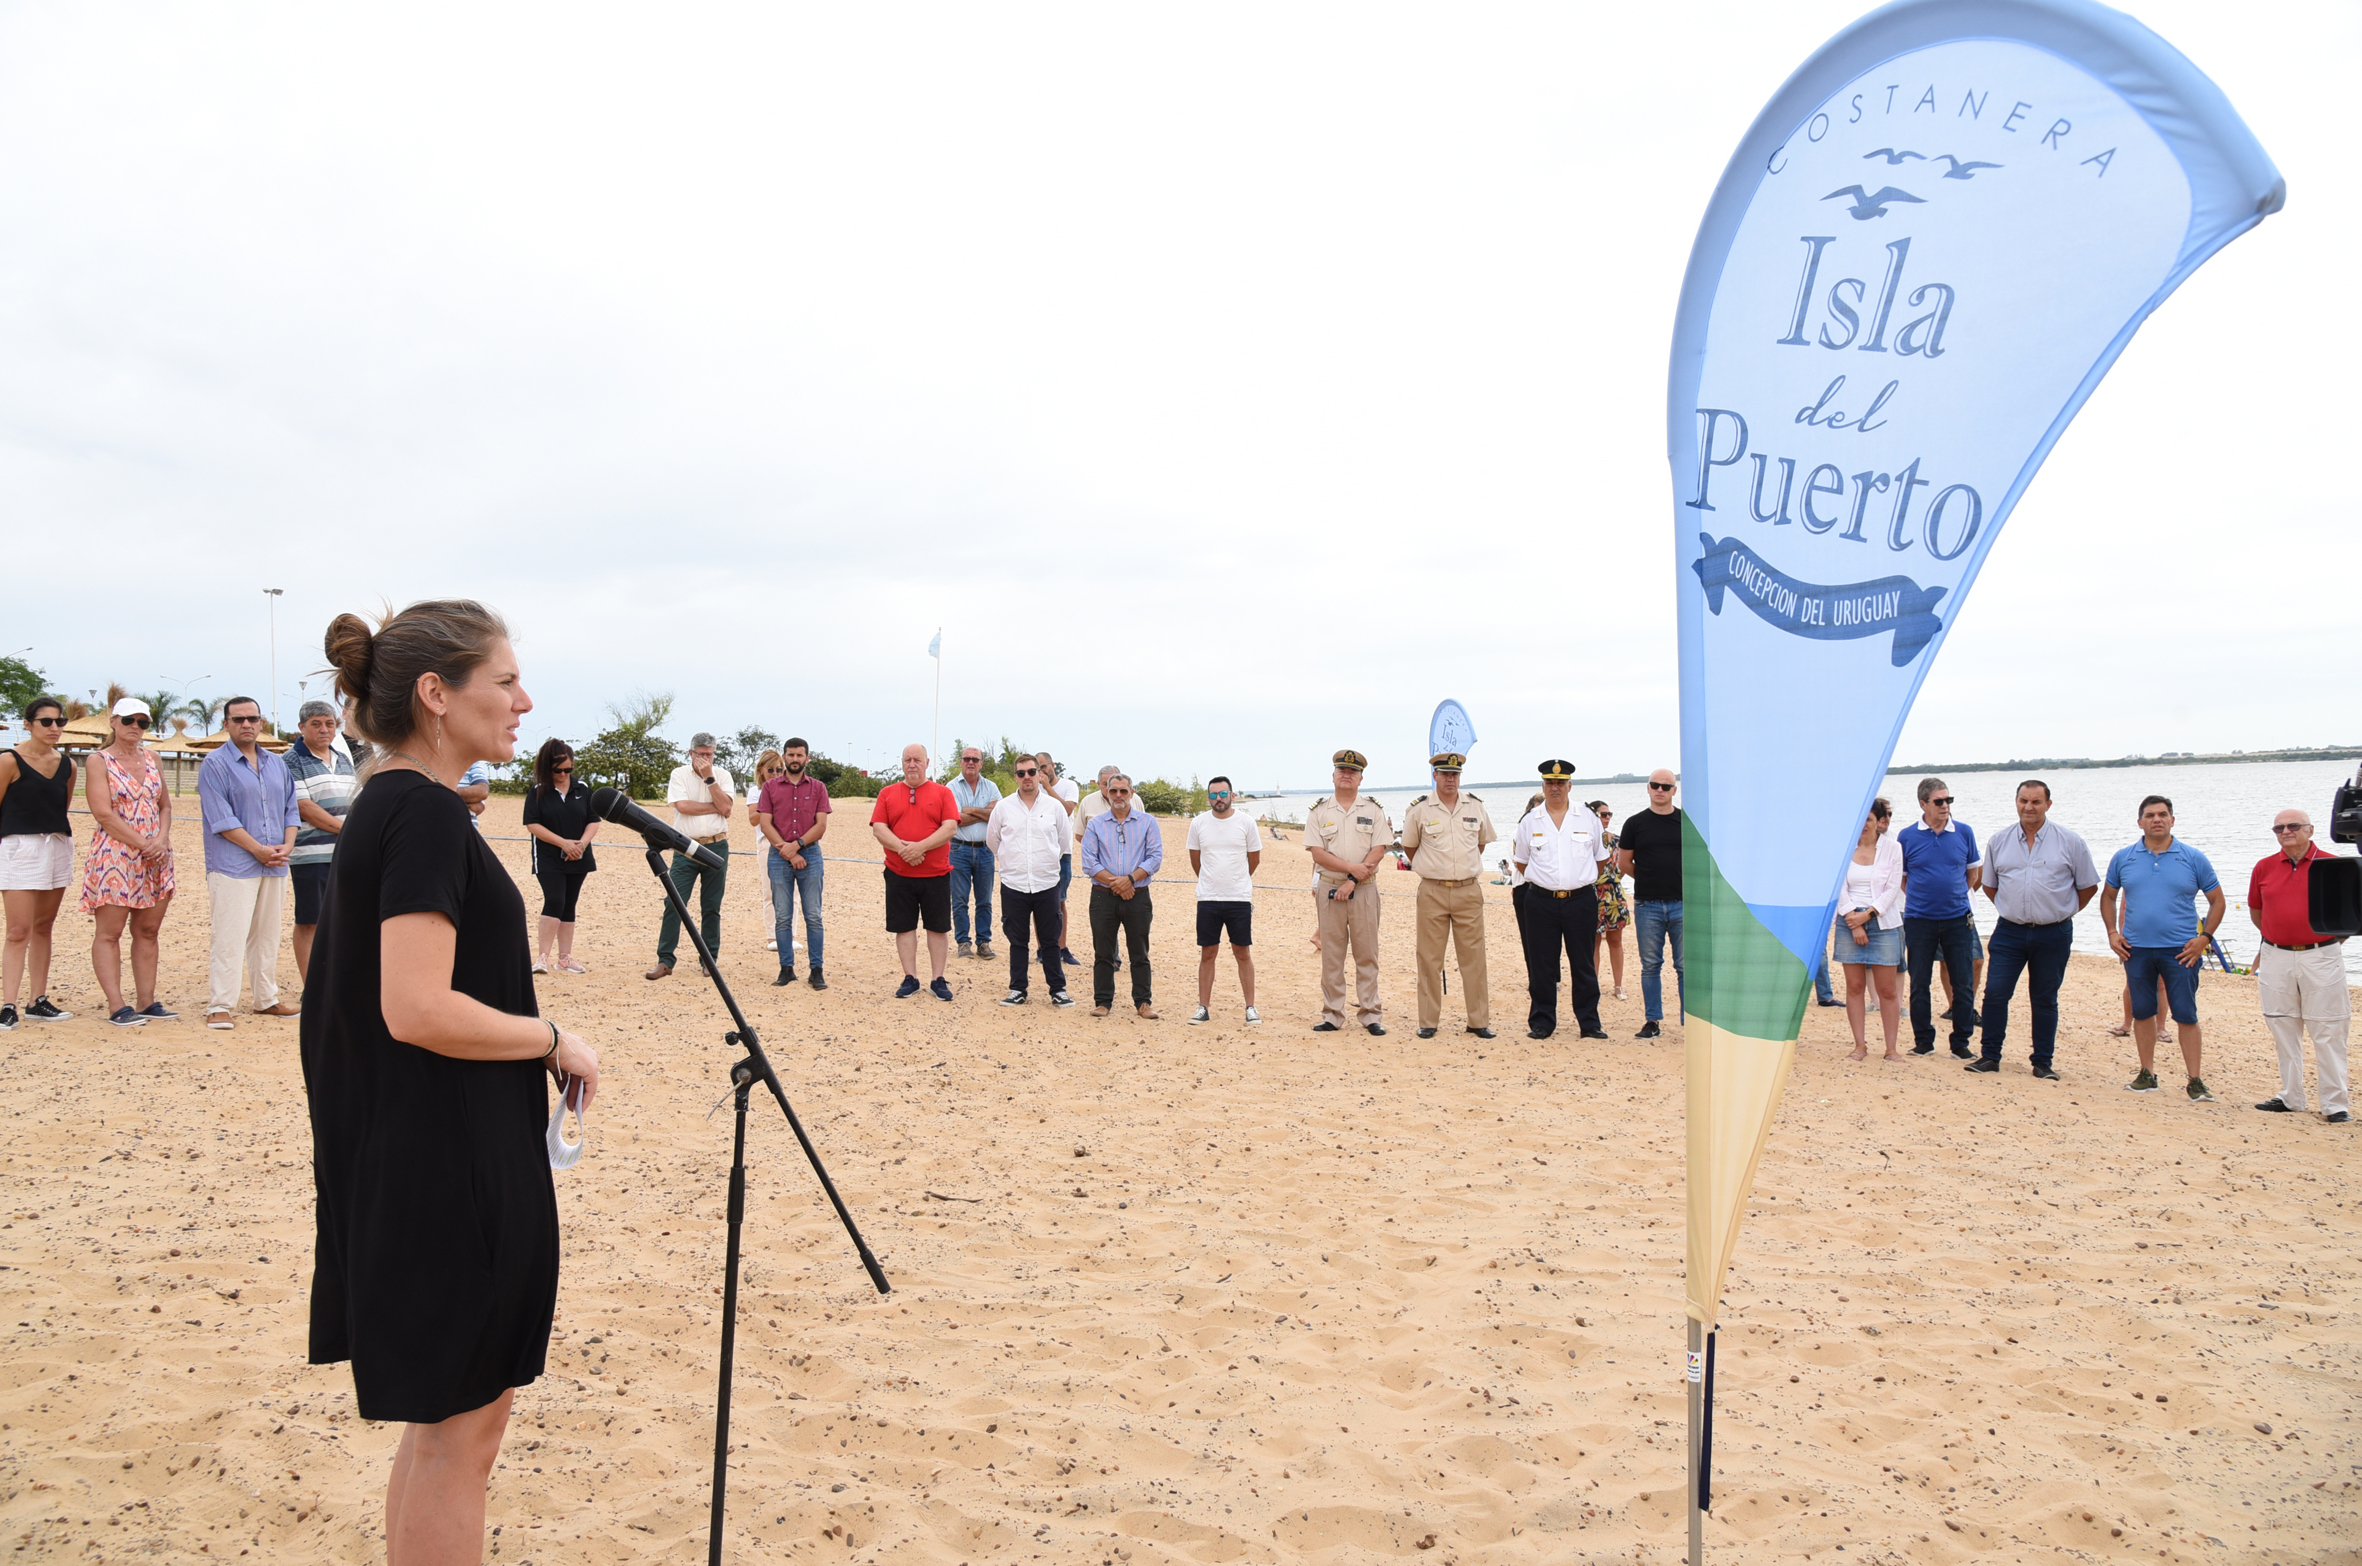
[927,630,941,659]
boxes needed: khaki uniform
[1307,793,1392,1028]
[1401,792,1497,1030]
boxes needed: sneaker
[2125,1069,2160,1093]
[1909,1044,1934,1055]
[1613,987,1627,1001]
[1635,1021,1661,1039]
[930,977,955,1002]
[2031,1066,2061,1080]
[1189,1006,1211,1025]
[108,1006,147,1028]
[765,937,778,951]
[1060,949,1082,968]
[976,942,995,961]
[0,1004,15,1030]
[2186,1078,2215,1103]
[1000,990,1027,1007]
[894,975,921,999]
[957,940,974,959]
[1963,1059,1999,1074]
[1050,991,1076,1008]
[1949,1046,1974,1060]
[808,967,827,991]
[1242,1006,1261,1024]
[2254,1098,2293,1113]
[205,1010,234,1030]
[25,996,72,1022]
[137,1002,179,1021]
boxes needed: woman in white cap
[81,697,178,1026]
[0,696,79,1029]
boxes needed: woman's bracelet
[541,1020,561,1063]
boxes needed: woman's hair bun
[323,612,377,700]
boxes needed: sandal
[556,958,587,975]
[532,960,551,975]
[2106,1024,2131,1037]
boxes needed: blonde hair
[754,748,783,781]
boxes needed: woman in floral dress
[82,702,176,1026]
[1590,800,1630,1003]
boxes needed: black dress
[301,769,558,1424]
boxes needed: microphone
[589,786,728,870]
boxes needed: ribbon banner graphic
[1692,534,1947,665]
[1665,0,2279,1551]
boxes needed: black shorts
[1195,900,1253,947]
[884,870,952,934]
[292,861,331,925]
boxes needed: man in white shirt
[1513,759,1611,1041]
[985,756,1075,1007]
[1037,751,1082,967]
[1185,775,1264,1025]
[649,731,735,981]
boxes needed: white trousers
[2256,943,2350,1115]
[206,871,284,1015]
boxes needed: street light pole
[263,589,284,735]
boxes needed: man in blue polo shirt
[1895,776,1982,1058]
[2100,794,2225,1103]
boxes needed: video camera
[2311,764,2362,937]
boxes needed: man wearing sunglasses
[984,756,1073,1007]
[2246,809,2349,1122]
[1896,776,1982,1059]
[1615,769,1687,1037]
[1185,775,1263,1026]
[195,696,302,1028]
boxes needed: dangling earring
[433,715,444,755]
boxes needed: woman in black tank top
[1,697,78,1028]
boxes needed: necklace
[390,749,453,790]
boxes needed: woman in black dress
[303,600,600,1566]
[520,738,599,974]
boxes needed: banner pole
[1687,1316,1703,1566]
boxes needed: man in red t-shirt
[2246,808,2350,1121]
[870,743,962,1000]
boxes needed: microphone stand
[635,845,890,1566]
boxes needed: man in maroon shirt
[2247,809,2349,1123]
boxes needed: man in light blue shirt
[194,696,300,1027]
[1079,775,1164,1017]
[1968,779,2098,1080]
[947,746,1002,960]
[2100,794,2225,1102]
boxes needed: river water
[1239,758,2361,980]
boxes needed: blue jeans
[1903,913,1978,1053]
[1979,917,2071,1067]
[949,841,995,945]
[1813,937,1835,1005]
[766,846,824,970]
[1633,900,1685,1022]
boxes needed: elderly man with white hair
[2246,808,2351,1124]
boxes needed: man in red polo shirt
[871,743,962,1001]
[2247,808,2350,1123]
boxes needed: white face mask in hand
[547,1074,587,1169]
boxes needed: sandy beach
[2,796,2356,1565]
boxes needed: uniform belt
[1421,876,1475,888]
[2266,938,2342,951]
[1540,887,1585,899]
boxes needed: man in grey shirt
[1968,778,2097,1079]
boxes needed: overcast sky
[3,2,2352,786]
